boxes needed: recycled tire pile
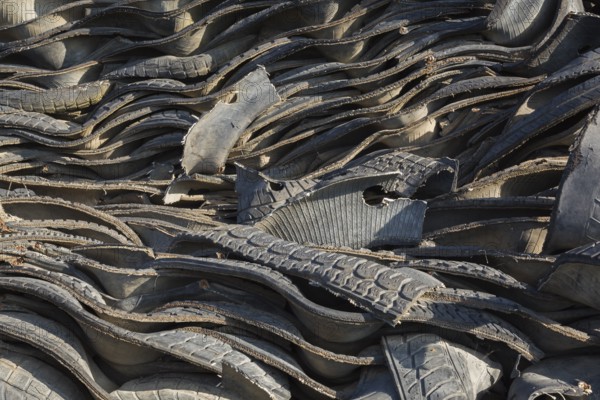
[2,0,600,399]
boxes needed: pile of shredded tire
[2,0,600,398]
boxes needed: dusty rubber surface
[1,0,600,399]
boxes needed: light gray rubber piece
[545,107,600,252]
[0,348,89,400]
[182,66,280,174]
[382,333,502,400]
[508,356,599,399]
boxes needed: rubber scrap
[182,66,280,175]
[382,333,502,399]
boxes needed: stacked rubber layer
[1,0,600,398]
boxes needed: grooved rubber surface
[0,350,88,400]
[382,333,501,400]
[179,225,438,323]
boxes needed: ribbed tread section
[110,374,233,400]
[403,299,544,361]
[382,333,501,399]
[0,349,87,400]
[485,0,556,45]
[185,225,439,323]
[256,175,426,248]
[0,81,111,113]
